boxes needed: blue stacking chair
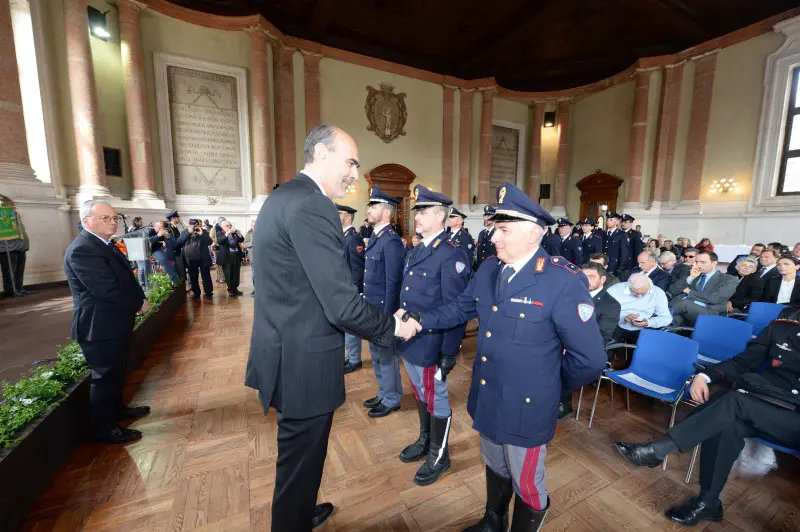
[588,329,699,469]
[732,302,787,337]
[685,315,753,367]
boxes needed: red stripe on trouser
[520,446,543,510]
[423,366,435,415]
[409,379,421,402]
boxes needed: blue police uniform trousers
[369,342,402,407]
[402,359,451,418]
[480,434,548,511]
[345,333,362,365]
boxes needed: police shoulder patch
[455,261,466,274]
[578,303,594,322]
[550,256,578,274]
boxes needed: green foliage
[0,277,175,448]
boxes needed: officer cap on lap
[411,185,453,211]
[336,204,357,215]
[489,183,556,228]
[368,186,400,206]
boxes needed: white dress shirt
[607,282,672,330]
[502,249,539,283]
[590,287,603,299]
[300,169,326,195]
[422,230,445,247]
[777,278,796,304]
[87,231,111,246]
[760,264,776,278]
[342,225,353,234]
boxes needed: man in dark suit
[555,218,583,266]
[217,221,245,296]
[64,200,151,444]
[337,204,365,373]
[629,250,671,292]
[757,248,781,284]
[615,306,800,526]
[245,125,420,532]
[668,250,738,326]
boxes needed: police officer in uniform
[621,214,644,262]
[447,207,475,266]
[166,210,186,281]
[541,225,562,257]
[616,306,800,526]
[475,205,497,271]
[555,218,583,266]
[337,204,366,374]
[603,212,630,276]
[579,218,603,259]
[401,183,606,531]
[397,185,471,486]
[362,187,406,417]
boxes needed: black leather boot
[399,399,430,462]
[463,466,513,531]
[509,494,549,532]
[413,414,451,486]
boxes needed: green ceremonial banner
[0,207,21,241]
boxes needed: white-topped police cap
[411,184,453,210]
[368,186,400,206]
[489,182,556,228]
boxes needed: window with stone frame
[778,66,800,195]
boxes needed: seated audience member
[646,239,660,252]
[607,273,673,343]
[559,262,622,418]
[727,243,765,277]
[695,238,714,252]
[589,253,620,288]
[758,248,781,283]
[726,256,763,313]
[767,242,784,255]
[661,239,674,254]
[792,242,800,260]
[630,250,671,292]
[658,251,679,280]
[673,248,697,280]
[761,255,800,305]
[668,250,737,326]
[615,306,800,527]
[672,237,687,259]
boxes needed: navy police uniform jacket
[397,233,471,366]
[363,224,405,313]
[542,232,562,257]
[475,227,496,271]
[421,247,607,448]
[343,226,365,292]
[580,232,603,259]
[449,229,475,267]
[627,229,644,262]
[559,235,584,266]
[603,229,630,274]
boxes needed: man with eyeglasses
[64,200,151,444]
[607,273,673,343]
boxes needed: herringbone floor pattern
[18,269,800,531]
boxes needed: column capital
[117,0,148,20]
[299,49,324,58]
[243,24,280,42]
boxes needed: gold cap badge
[498,186,506,204]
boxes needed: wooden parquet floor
[18,267,800,531]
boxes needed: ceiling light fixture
[709,177,738,194]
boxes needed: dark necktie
[496,265,515,298]
[696,274,707,291]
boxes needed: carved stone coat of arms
[365,83,407,143]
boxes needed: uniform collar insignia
[535,257,545,273]
[433,238,441,248]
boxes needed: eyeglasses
[91,215,122,223]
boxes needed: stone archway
[364,163,416,237]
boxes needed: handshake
[393,309,422,341]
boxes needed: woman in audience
[662,239,674,254]
[695,237,714,251]
[726,256,763,313]
[672,238,686,258]
[761,255,800,304]
[646,239,660,252]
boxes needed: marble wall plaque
[490,125,520,193]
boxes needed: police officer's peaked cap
[621,214,636,222]
[606,211,621,219]
[336,204,357,215]
[490,183,556,228]
[556,217,573,227]
[368,186,400,206]
[483,205,496,216]
[449,207,467,218]
[580,218,596,226]
[166,210,180,220]
[411,184,453,210]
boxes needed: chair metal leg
[626,387,631,412]
[589,376,602,428]
[685,445,699,483]
[575,387,584,421]
[662,397,683,471]
[610,380,615,407]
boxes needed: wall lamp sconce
[543,111,556,128]
[88,6,110,41]
[709,177,738,194]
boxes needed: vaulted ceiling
[164,0,798,91]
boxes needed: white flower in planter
[40,371,53,379]
[20,398,35,406]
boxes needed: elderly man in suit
[64,200,151,444]
[668,250,738,327]
[630,250,672,292]
[245,125,420,532]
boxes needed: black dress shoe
[94,426,142,444]
[227,290,240,296]
[368,403,400,418]
[343,361,362,374]
[311,502,334,528]
[614,441,665,468]
[19,289,35,295]
[234,289,244,295]
[666,497,723,526]
[204,294,213,300]
[119,405,151,419]
[192,293,201,299]
[558,400,574,419]
[363,396,381,409]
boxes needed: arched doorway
[364,163,416,237]
[576,171,623,225]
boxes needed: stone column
[457,89,473,204]
[441,86,455,197]
[477,88,494,203]
[249,27,273,197]
[118,0,156,200]
[64,0,107,196]
[682,52,718,202]
[552,100,571,213]
[303,52,321,136]
[273,45,296,184]
[527,102,544,199]
[624,70,651,204]
[651,63,684,203]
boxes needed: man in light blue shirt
[607,273,673,343]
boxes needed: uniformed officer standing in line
[338,204,366,374]
[555,218,583,266]
[166,210,186,281]
[579,218,603,259]
[603,212,630,275]
[541,225,562,257]
[397,185,471,486]
[400,183,606,531]
[475,205,497,271]
[447,208,475,267]
[621,214,644,262]
[362,187,406,417]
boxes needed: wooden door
[365,163,416,238]
[576,171,623,224]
